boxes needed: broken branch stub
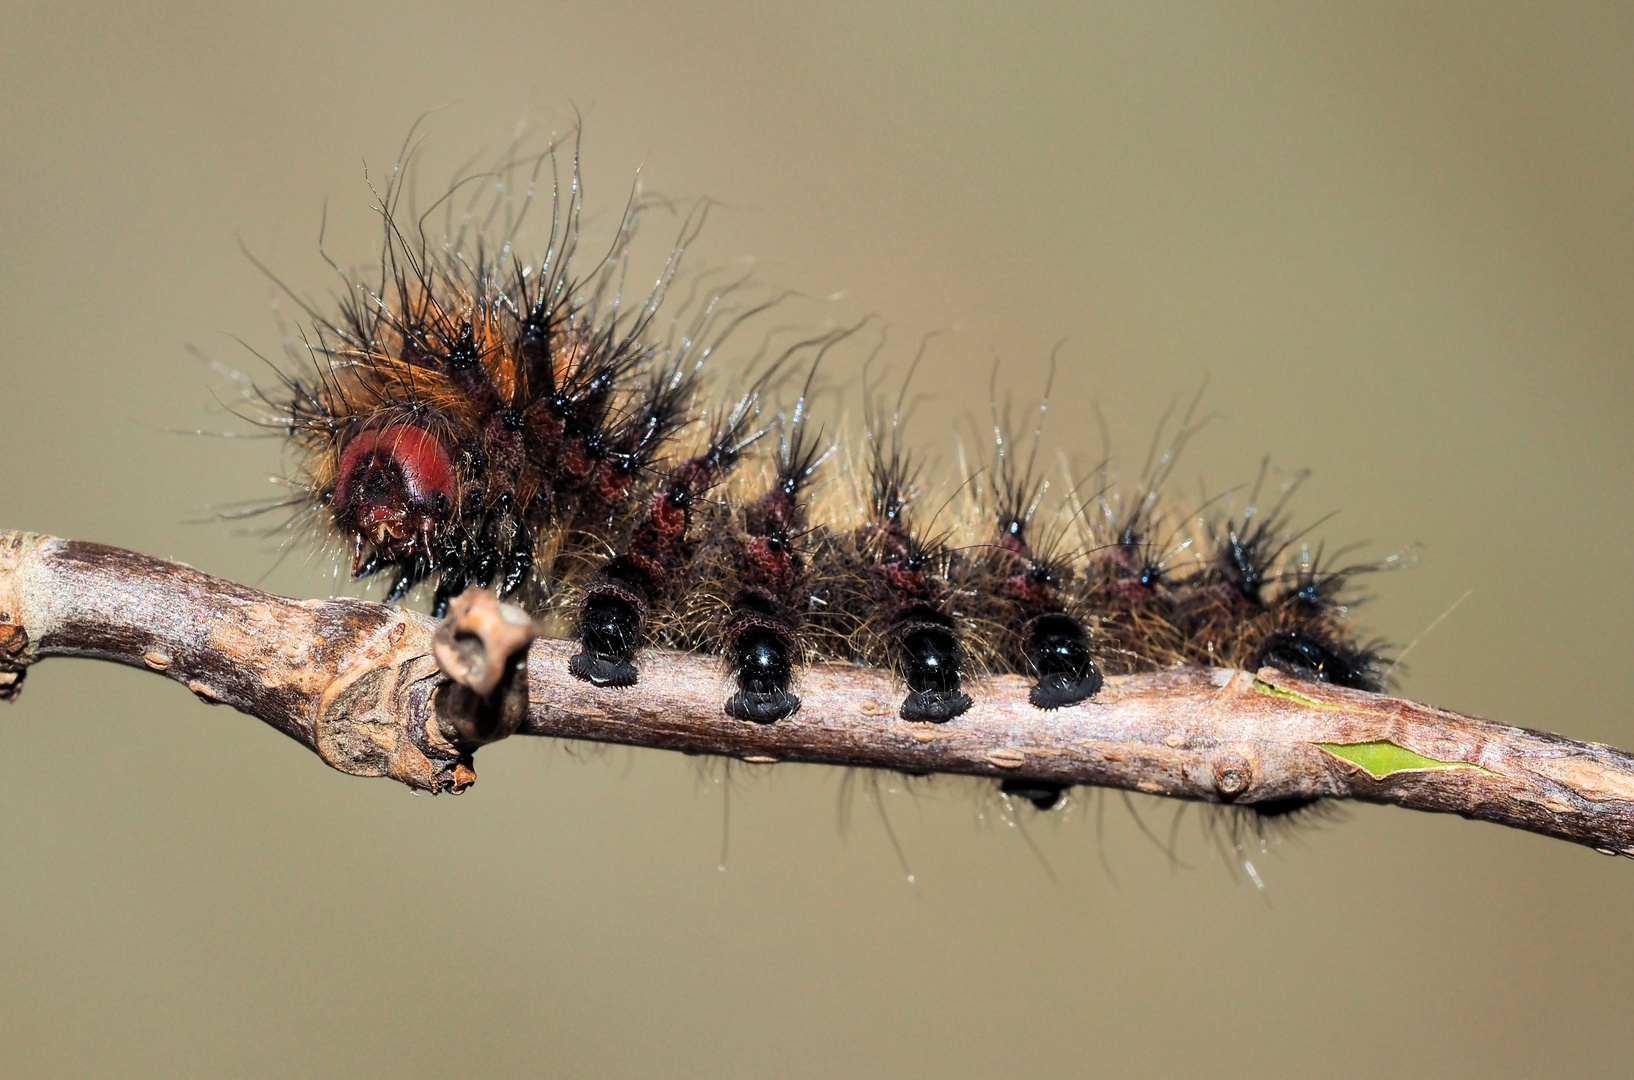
[430,587,536,748]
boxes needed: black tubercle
[441,320,504,418]
[517,299,557,403]
[1209,467,1307,609]
[1024,613,1103,709]
[897,611,972,722]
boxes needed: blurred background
[2,3,1632,1076]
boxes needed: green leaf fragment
[1315,740,1488,778]
[1252,678,1338,710]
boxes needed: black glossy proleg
[897,619,972,722]
[1250,796,1321,818]
[724,625,801,723]
[1000,778,1067,811]
[1249,628,1379,692]
[569,592,641,687]
[1024,613,1103,709]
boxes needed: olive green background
[2,4,1631,1077]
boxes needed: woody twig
[4,529,1632,856]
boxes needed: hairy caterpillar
[248,131,1393,811]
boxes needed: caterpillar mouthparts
[253,131,1392,741]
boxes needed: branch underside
[4,530,1633,856]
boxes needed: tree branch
[4,529,1633,856]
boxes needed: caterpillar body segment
[569,397,760,688]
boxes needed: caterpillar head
[331,423,457,570]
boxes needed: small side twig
[3,529,1633,857]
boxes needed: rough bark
[4,530,1633,856]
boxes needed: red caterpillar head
[331,424,457,570]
